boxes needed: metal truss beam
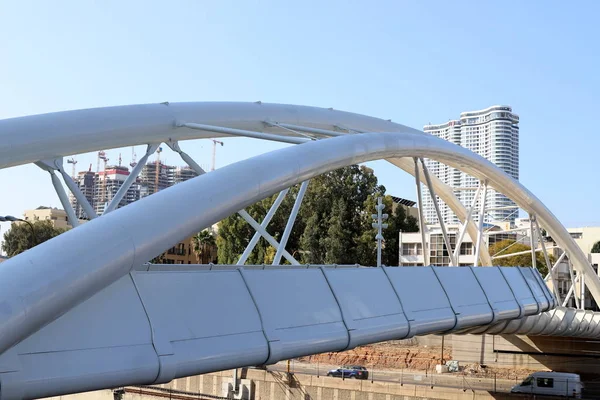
[413,158,429,266]
[167,140,207,175]
[453,183,482,264]
[420,158,456,266]
[474,183,488,267]
[237,189,290,265]
[390,158,493,266]
[237,210,299,264]
[178,122,309,145]
[534,217,560,301]
[170,141,298,264]
[104,144,160,214]
[266,121,345,137]
[545,251,568,281]
[272,181,309,265]
[56,163,98,220]
[35,159,80,228]
[529,214,537,271]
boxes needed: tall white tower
[422,105,519,225]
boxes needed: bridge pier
[451,334,600,375]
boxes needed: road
[265,360,522,393]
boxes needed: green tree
[192,230,217,264]
[489,239,554,276]
[216,194,279,264]
[298,165,384,265]
[324,199,354,264]
[2,220,67,257]
[217,165,419,266]
[592,241,600,253]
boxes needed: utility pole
[372,197,388,267]
[211,139,224,171]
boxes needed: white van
[511,371,583,398]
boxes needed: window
[460,242,473,255]
[536,378,554,388]
[520,377,533,386]
[570,232,583,239]
[402,243,422,256]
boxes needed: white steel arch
[0,125,597,358]
[0,102,598,398]
[0,102,495,263]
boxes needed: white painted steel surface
[0,102,597,398]
[0,128,598,366]
[0,102,492,265]
[0,266,556,399]
[0,129,517,360]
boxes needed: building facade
[423,105,519,225]
[158,233,218,265]
[399,225,518,267]
[71,170,96,219]
[23,206,73,229]
[94,166,141,215]
[70,162,198,218]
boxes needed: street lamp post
[0,215,37,249]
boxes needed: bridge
[0,102,598,399]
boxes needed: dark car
[327,366,369,380]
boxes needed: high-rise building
[139,162,175,197]
[71,169,96,219]
[422,105,519,225]
[94,165,141,215]
[70,161,198,217]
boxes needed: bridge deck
[0,265,569,400]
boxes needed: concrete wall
[141,369,519,400]
[46,366,577,400]
[452,334,600,375]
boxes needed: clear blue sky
[1,0,599,239]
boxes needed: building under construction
[139,162,174,198]
[70,156,198,218]
[71,169,96,219]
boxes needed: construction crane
[130,147,137,168]
[66,157,77,179]
[211,139,224,171]
[154,147,162,194]
[97,151,109,212]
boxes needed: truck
[511,371,583,398]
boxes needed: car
[326,366,369,380]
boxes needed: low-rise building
[159,230,218,265]
[566,226,600,254]
[389,196,419,221]
[399,223,518,267]
[23,206,72,229]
